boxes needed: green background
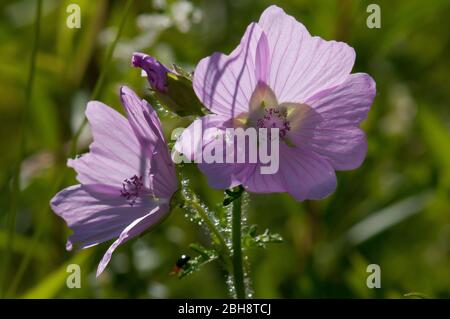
[0,0,449,298]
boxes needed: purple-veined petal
[149,139,178,199]
[279,144,336,201]
[50,184,162,252]
[258,5,355,103]
[198,161,254,190]
[307,73,376,127]
[175,115,256,189]
[298,127,368,171]
[290,73,375,170]
[242,163,285,193]
[120,86,177,198]
[96,205,167,276]
[255,31,270,83]
[244,144,336,201]
[120,86,163,158]
[193,23,264,117]
[68,101,152,189]
[196,126,256,189]
[174,114,232,162]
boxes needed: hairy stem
[182,198,232,270]
[232,194,246,299]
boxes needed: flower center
[256,107,291,138]
[120,175,144,206]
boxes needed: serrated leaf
[243,226,283,249]
[189,242,213,259]
[178,249,218,279]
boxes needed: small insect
[170,254,191,275]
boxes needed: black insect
[171,254,191,274]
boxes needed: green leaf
[177,244,218,279]
[243,226,283,249]
[344,192,431,246]
[189,242,212,259]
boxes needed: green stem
[184,199,232,270]
[232,194,246,299]
[69,0,134,157]
[1,0,42,298]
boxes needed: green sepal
[153,65,206,117]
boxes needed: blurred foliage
[0,0,450,298]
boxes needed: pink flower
[176,5,376,201]
[50,86,177,276]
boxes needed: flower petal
[175,115,256,189]
[193,23,264,117]
[307,73,376,127]
[68,101,151,188]
[149,139,178,199]
[198,161,253,190]
[255,31,270,83]
[244,144,336,201]
[301,127,368,170]
[258,5,355,103]
[96,205,166,277]
[120,86,163,158]
[242,164,285,193]
[280,145,336,201]
[174,114,232,162]
[120,86,177,198]
[196,126,256,189]
[50,184,162,252]
[292,73,376,170]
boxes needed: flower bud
[131,52,171,92]
[132,52,205,117]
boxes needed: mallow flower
[50,86,177,276]
[176,5,376,201]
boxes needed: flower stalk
[177,186,249,298]
[186,199,231,259]
[175,189,233,271]
[232,191,246,299]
